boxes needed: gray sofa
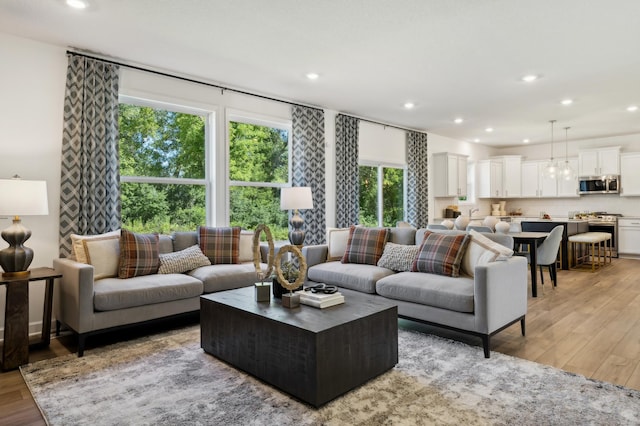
[303,228,528,357]
[53,231,266,356]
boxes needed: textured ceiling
[1,0,640,146]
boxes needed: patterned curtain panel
[406,131,429,228]
[335,114,360,228]
[59,55,121,257]
[291,105,326,245]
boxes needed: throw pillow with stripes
[198,226,241,264]
[341,226,389,265]
[411,231,470,277]
[118,229,160,279]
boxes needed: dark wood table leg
[2,279,29,370]
[40,278,55,346]
[530,241,538,297]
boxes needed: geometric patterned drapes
[406,130,429,228]
[58,54,121,257]
[291,105,326,245]
[335,114,360,228]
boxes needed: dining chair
[525,225,564,287]
[426,224,448,230]
[466,225,494,233]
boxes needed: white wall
[0,33,67,335]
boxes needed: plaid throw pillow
[411,231,470,277]
[341,226,389,265]
[198,226,241,264]
[118,229,160,279]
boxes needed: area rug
[21,326,639,426]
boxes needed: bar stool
[568,232,612,271]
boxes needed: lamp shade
[280,187,313,210]
[0,178,49,216]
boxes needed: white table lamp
[280,186,313,245]
[0,176,49,277]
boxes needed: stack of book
[296,289,345,309]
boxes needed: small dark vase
[272,277,303,298]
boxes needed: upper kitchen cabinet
[477,156,521,198]
[556,158,579,197]
[521,160,558,197]
[620,152,640,196]
[432,152,468,198]
[578,147,620,176]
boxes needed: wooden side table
[1,267,61,371]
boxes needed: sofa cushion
[412,231,470,278]
[238,231,255,263]
[326,227,350,261]
[158,244,211,274]
[389,227,417,245]
[71,230,120,263]
[83,236,120,280]
[377,242,419,272]
[158,235,174,254]
[93,273,203,311]
[198,226,241,264]
[189,263,268,293]
[341,226,389,265]
[118,230,160,279]
[461,230,514,277]
[173,232,198,252]
[376,272,475,313]
[308,261,395,294]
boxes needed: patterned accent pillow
[377,242,420,272]
[411,231,470,277]
[198,226,241,264]
[158,245,211,274]
[341,226,389,265]
[118,229,160,279]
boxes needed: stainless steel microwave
[578,175,619,194]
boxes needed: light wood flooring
[1,258,639,424]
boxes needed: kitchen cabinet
[618,218,640,255]
[578,147,620,176]
[432,152,468,197]
[620,152,640,196]
[477,156,520,198]
[477,159,503,198]
[520,160,557,197]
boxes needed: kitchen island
[519,219,589,270]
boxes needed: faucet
[469,207,479,217]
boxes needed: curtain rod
[67,50,426,134]
[66,50,320,111]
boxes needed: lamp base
[0,218,34,276]
[2,270,31,279]
[288,209,305,246]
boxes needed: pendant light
[560,126,574,180]
[543,120,558,179]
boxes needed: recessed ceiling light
[521,74,539,83]
[454,118,463,124]
[66,0,88,9]
[403,102,415,110]
[305,73,319,80]
[627,105,638,112]
[523,138,530,143]
[473,138,480,143]
[561,99,573,105]
[485,127,493,132]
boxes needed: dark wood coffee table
[200,286,398,407]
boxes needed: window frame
[117,95,214,226]
[359,160,407,227]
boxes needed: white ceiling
[1,0,640,147]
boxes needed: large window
[359,164,405,227]
[228,115,290,240]
[118,99,208,233]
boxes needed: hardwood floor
[1,258,639,423]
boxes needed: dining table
[509,231,550,297]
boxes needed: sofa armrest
[473,256,528,334]
[302,245,328,269]
[53,257,96,334]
